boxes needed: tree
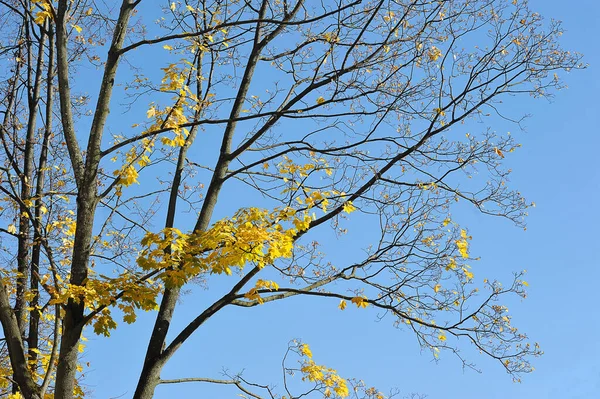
[0,0,582,398]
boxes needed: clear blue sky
[82,1,600,398]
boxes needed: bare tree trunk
[132,3,273,395]
[53,1,136,397]
[0,280,40,399]
[28,26,54,371]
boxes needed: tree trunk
[0,281,41,399]
[52,1,135,397]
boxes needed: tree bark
[0,280,40,399]
[132,2,297,396]
[53,1,136,397]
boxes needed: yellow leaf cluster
[298,344,349,398]
[112,139,155,192]
[142,62,204,150]
[432,108,445,117]
[137,207,306,287]
[278,154,334,181]
[279,155,317,177]
[351,296,368,308]
[428,46,443,61]
[48,271,161,336]
[462,267,474,281]
[445,257,457,271]
[300,359,349,398]
[300,343,313,358]
[322,32,340,44]
[455,229,470,258]
[113,165,139,187]
[32,0,53,25]
[342,201,357,214]
[243,279,280,304]
[383,11,395,22]
[296,189,340,213]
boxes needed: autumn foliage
[0,1,582,398]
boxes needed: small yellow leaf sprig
[244,279,280,304]
[350,296,369,308]
[455,229,470,259]
[297,343,350,398]
[114,61,204,194]
[278,155,358,215]
[32,0,53,25]
[112,138,155,192]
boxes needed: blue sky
[81,1,600,398]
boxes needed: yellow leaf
[494,147,505,158]
[34,11,52,25]
[462,267,474,281]
[7,224,17,234]
[342,201,356,214]
[338,300,347,310]
[434,284,441,293]
[456,239,468,258]
[300,343,313,358]
[433,107,445,116]
[522,280,529,287]
[445,257,457,271]
[351,296,368,308]
[71,24,82,33]
[316,96,326,104]
[438,333,447,342]
[163,45,173,50]
[428,46,442,61]
[170,2,176,11]
[85,7,93,16]
[147,107,156,118]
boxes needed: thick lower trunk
[132,286,181,399]
[53,303,84,399]
[132,358,163,399]
[52,0,134,397]
[53,187,96,399]
[0,281,41,399]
